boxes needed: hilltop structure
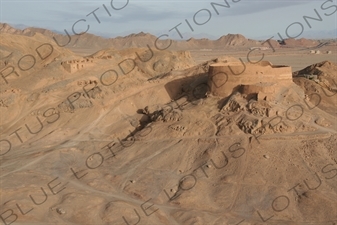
[61,58,94,73]
[207,61,293,101]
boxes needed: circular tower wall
[208,61,292,98]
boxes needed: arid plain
[0,23,336,225]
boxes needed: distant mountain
[7,23,29,30]
[282,38,319,48]
[302,28,337,39]
[0,23,35,36]
[1,23,331,51]
[163,31,218,40]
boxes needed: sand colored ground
[0,28,337,225]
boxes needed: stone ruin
[207,61,293,101]
[61,58,94,73]
[101,55,113,59]
[249,47,269,51]
[60,55,120,73]
[142,104,183,123]
[209,61,314,135]
[309,50,322,54]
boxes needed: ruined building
[207,61,293,101]
[61,58,94,73]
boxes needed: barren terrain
[0,24,336,225]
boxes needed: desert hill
[185,34,262,49]
[0,30,336,225]
[293,61,337,115]
[0,32,76,89]
[293,60,337,78]
[2,23,331,51]
[0,23,35,36]
[215,33,260,46]
[281,38,319,48]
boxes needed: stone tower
[207,61,293,100]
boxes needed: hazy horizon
[2,21,337,42]
[1,0,336,40]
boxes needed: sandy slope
[0,31,336,225]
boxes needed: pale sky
[0,0,336,39]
